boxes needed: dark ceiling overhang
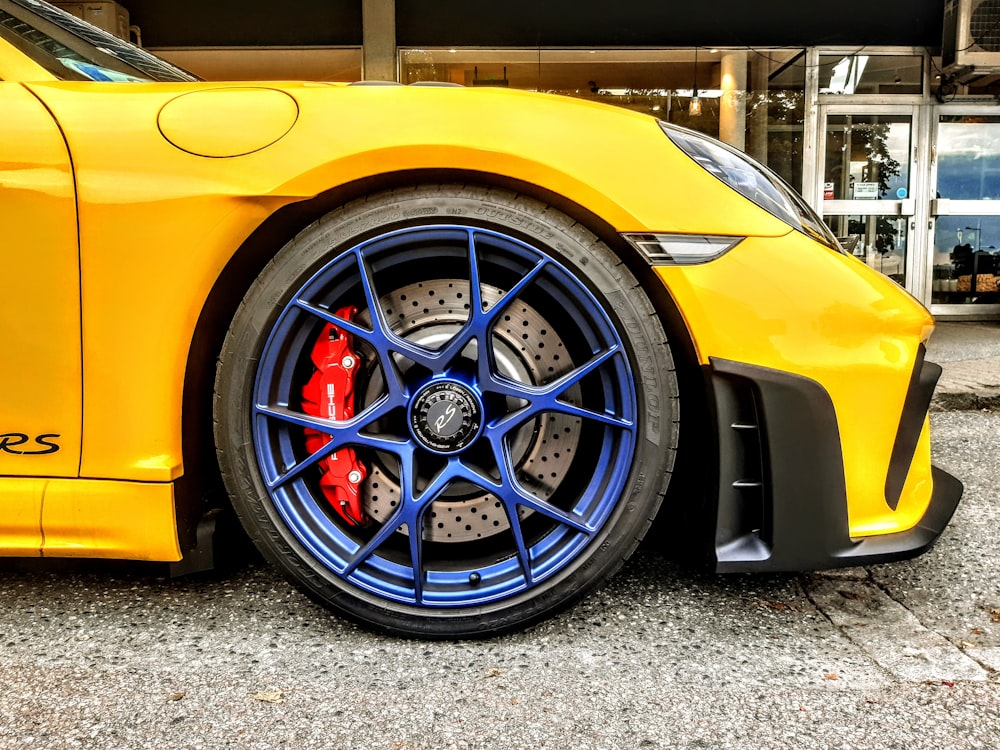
[124,0,363,47]
[123,0,945,50]
[397,0,946,49]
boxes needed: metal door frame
[815,101,927,295]
[928,103,1000,319]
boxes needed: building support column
[362,0,396,81]
[720,51,747,150]
[801,48,822,206]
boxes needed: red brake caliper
[300,306,369,526]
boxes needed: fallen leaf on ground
[484,667,502,678]
[989,607,1000,623]
[823,671,839,681]
[838,590,864,600]
[971,628,985,635]
[165,692,185,702]
[253,689,286,704]
[758,600,792,611]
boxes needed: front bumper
[707,352,963,572]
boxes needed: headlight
[660,122,842,252]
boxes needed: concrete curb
[927,322,1000,412]
[931,392,1000,412]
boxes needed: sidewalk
[927,320,1000,411]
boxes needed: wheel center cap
[410,380,483,453]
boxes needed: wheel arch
[176,169,706,558]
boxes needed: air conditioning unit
[942,0,1000,73]
[51,2,130,41]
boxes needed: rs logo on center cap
[433,403,459,434]
[410,381,483,453]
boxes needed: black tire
[214,184,678,638]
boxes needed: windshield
[0,0,196,82]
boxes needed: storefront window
[399,47,806,191]
[818,54,923,95]
[937,115,1000,200]
[932,217,1000,304]
[752,51,806,192]
[823,115,911,200]
[153,47,362,82]
[931,116,1000,306]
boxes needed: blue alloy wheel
[215,186,678,638]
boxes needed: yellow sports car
[1,0,962,637]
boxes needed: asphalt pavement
[0,321,997,749]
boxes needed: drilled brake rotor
[357,280,581,543]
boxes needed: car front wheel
[215,185,678,638]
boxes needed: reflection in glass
[936,116,1000,200]
[932,216,1000,304]
[824,115,911,200]
[826,214,907,284]
[399,47,806,190]
[818,54,923,95]
[154,47,362,81]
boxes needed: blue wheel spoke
[509,492,595,535]
[487,348,633,436]
[541,346,621,394]
[467,230,486,322]
[540,400,633,429]
[290,297,413,401]
[254,403,408,490]
[407,516,426,604]
[491,438,595,535]
[491,399,634,444]
[352,247,453,372]
[354,246,389,337]
[481,255,548,326]
[415,230,486,366]
[488,346,620,401]
[290,299,371,343]
[342,515,405,577]
[340,493,429,604]
[502,502,534,586]
[342,444,418,576]
[342,449,454,597]
[266,438,336,490]
[483,442,594,585]
[473,255,549,384]
[255,401,400,444]
[430,238,550,373]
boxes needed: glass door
[818,105,920,289]
[929,109,1000,316]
